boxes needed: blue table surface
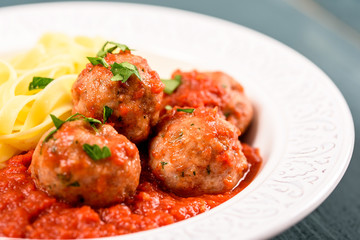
[1,0,359,239]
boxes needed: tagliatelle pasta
[0,33,104,163]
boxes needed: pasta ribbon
[0,33,104,163]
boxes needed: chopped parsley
[50,114,65,129]
[181,171,185,177]
[193,171,196,176]
[103,106,113,124]
[51,146,57,153]
[67,181,80,187]
[97,41,131,58]
[161,74,182,94]
[177,108,194,113]
[44,113,101,142]
[28,76,54,90]
[57,173,79,187]
[43,129,57,143]
[170,131,184,143]
[57,173,71,182]
[87,56,109,68]
[83,144,111,161]
[110,62,141,82]
[160,161,168,169]
[206,165,211,175]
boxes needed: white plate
[0,2,354,239]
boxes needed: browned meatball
[30,119,141,207]
[162,70,253,134]
[149,107,248,196]
[72,51,164,143]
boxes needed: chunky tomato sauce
[0,144,261,239]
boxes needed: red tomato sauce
[0,144,261,239]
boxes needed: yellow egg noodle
[0,33,104,164]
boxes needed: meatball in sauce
[161,70,253,134]
[72,51,164,143]
[149,107,248,197]
[30,119,141,208]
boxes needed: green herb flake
[190,123,195,126]
[43,129,57,143]
[87,56,109,68]
[50,114,65,129]
[57,173,71,183]
[83,144,111,161]
[165,105,172,110]
[160,161,168,169]
[176,131,183,139]
[177,108,194,113]
[110,62,141,82]
[193,171,196,176]
[181,171,185,177]
[97,41,131,58]
[206,165,211,175]
[174,75,182,81]
[68,181,80,187]
[66,113,101,125]
[170,131,183,143]
[103,106,113,124]
[51,146,57,153]
[44,113,102,143]
[161,74,182,94]
[28,76,54,91]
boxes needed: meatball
[149,107,248,196]
[162,70,253,134]
[72,51,164,143]
[30,119,141,207]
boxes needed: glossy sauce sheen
[0,144,261,239]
